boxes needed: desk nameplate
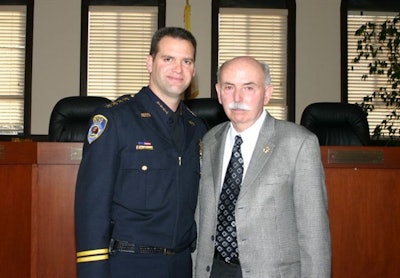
[37,142,82,164]
[70,147,82,161]
[328,149,384,164]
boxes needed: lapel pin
[263,146,270,153]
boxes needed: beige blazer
[194,113,331,278]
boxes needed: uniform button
[206,266,210,272]
[211,235,214,241]
[141,165,148,171]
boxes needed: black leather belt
[109,239,186,256]
[214,248,240,265]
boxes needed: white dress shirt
[220,110,267,188]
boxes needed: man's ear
[264,85,274,105]
[146,55,153,73]
[215,83,222,105]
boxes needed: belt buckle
[163,248,175,256]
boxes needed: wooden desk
[32,143,81,278]
[1,143,399,277]
[321,146,400,277]
[0,142,36,278]
[0,142,81,278]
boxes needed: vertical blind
[347,12,400,136]
[87,6,158,100]
[219,8,288,120]
[0,5,26,135]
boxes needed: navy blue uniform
[75,87,207,278]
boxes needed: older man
[195,56,331,278]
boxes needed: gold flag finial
[184,0,191,31]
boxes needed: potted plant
[352,14,400,144]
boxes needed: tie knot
[234,135,243,147]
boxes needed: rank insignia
[136,141,154,150]
[87,114,108,144]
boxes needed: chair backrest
[184,98,228,130]
[49,96,111,142]
[300,102,370,146]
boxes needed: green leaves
[352,14,400,141]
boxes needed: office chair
[184,98,228,129]
[48,96,111,142]
[300,102,370,146]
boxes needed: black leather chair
[49,96,111,142]
[184,98,228,130]
[300,102,370,146]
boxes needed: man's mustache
[228,102,251,111]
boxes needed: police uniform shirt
[74,86,207,278]
[146,90,185,152]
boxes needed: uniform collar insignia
[156,101,169,115]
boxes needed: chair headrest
[184,98,228,129]
[49,96,111,142]
[300,102,370,146]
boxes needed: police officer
[75,27,207,278]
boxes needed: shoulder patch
[87,114,108,144]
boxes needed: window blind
[87,6,157,100]
[219,8,288,120]
[0,5,26,135]
[347,12,400,136]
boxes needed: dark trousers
[210,256,242,278]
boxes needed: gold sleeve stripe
[77,254,109,263]
[77,248,109,258]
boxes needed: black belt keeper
[109,238,186,256]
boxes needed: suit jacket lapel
[210,123,230,203]
[239,114,276,199]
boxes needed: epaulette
[105,94,135,108]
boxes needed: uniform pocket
[116,151,173,210]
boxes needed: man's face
[216,57,273,132]
[147,36,195,102]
